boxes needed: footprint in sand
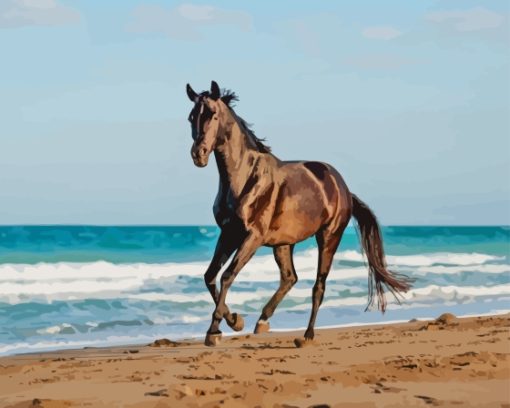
[149,338,194,347]
[414,395,440,406]
[144,389,169,397]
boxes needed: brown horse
[185,81,413,347]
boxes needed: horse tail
[351,194,414,313]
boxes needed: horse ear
[186,84,198,102]
[210,81,220,100]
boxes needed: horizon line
[0,224,508,228]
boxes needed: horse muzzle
[191,146,209,168]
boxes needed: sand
[0,313,508,408]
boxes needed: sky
[0,0,508,225]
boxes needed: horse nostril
[199,147,207,156]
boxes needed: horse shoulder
[237,156,279,232]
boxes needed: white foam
[0,333,170,356]
[130,290,260,305]
[36,325,62,335]
[0,250,503,283]
[0,250,506,304]
[341,250,505,266]
[36,323,74,335]
[408,283,510,299]
[151,315,204,325]
[414,264,510,275]
[0,261,204,282]
[287,296,367,311]
[283,283,510,312]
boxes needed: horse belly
[265,212,323,246]
[265,178,328,245]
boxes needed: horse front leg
[203,231,242,332]
[205,232,262,346]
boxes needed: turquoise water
[0,226,509,355]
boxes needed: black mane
[219,89,271,154]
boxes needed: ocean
[0,225,509,356]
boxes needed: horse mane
[220,89,271,154]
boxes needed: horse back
[264,160,352,245]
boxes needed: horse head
[186,81,223,167]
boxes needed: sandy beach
[0,313,508,408]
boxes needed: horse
[185,81,413,347]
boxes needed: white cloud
[128,3,252,41]
[344,54,424,70]
[362,26,402,40]
[0,0,79,28]
[425,7,504,32]
[177,4,216,22]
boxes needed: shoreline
[3,308,509,359]
[1,312,509,407]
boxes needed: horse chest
[213,187,240,226]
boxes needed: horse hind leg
[255,245,297,334]
[294,226,345,348]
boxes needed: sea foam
[0,250,506,304]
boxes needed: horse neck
[214,111,261,198]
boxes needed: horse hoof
[294,338,314,348]
[204,332,222,347]
[227,313,244,332]
[254,320,270,334]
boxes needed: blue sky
[0,0,508,225]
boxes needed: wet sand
[0,313,509,408]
